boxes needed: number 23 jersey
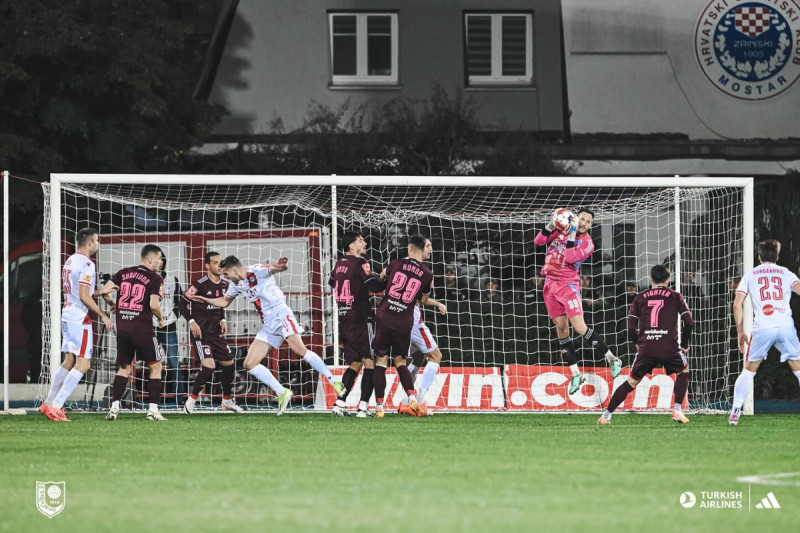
[737,264,800,330]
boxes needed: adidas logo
[755,491,781,509]
[207,291,212,295]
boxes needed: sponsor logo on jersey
[763,303,775,316]
[695,1,800,100]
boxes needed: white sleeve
[735,273,750,295]
[78,261,94,287]
[788,270,800,289]
[225,281,240,299]
[251,264,273,280]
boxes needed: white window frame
[329,12,399,86]
[465,13,533,87]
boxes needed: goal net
[39,176,752,414]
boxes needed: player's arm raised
[563,224,593,263]
[79,283,113,331]
[533,214,559,246]
[733,291,749,353]
[269,257,289,274]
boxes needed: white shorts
[255,309,304,348]
[746,325,800,363]
[61,321,93,359]
[410,320,437,354]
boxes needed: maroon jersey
[328,255,386,323]
[627,286,694,356]
[376,258,433,332]
[111,266,163,336]
[179,275,229,336]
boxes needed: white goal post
[41,175,754,414]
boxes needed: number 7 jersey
[376,257,433,332]
[737,264,800,330]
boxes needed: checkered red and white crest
[735,6,771,38]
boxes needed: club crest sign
[695,0,800,100]
[36,481,66,518]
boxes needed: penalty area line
[737,472,800,487]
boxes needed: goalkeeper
[534,208,622,394]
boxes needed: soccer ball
[553,208,575,232]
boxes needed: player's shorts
[630,350,688,380]
[116,332,162,366]
[61,321,93,359]
[543,280,583,319]
[746,325,800,363]
[191,335,233,363]
[339,321,374,364]
[372,323,412,359]
[410,320,437,354]
[255,309,304,349]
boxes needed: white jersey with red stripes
[62,252,96,324]
[226,264,290,325]
[410,305,437,354]
[736,263,800,330]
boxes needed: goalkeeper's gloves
[544,220,556,234]
[566,222,577,247]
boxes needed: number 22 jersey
[110,266,164,336]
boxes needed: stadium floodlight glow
[41,175,753,414]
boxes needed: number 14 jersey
[328,254,386,324]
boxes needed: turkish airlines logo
[763,304,775,316]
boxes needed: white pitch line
[737,472,800,487]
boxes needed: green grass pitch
[1,412,798,532]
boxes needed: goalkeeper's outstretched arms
[533,211,559,247]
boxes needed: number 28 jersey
[737,264,800,330]
[376,257,433,332]
[110,266,164,336]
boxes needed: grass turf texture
[1,413,798,532]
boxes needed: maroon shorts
[191,335,233,363]
[116,332,161,366]
[339,321,374,364]
[372,323,411,359]
[630,351,688,380]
